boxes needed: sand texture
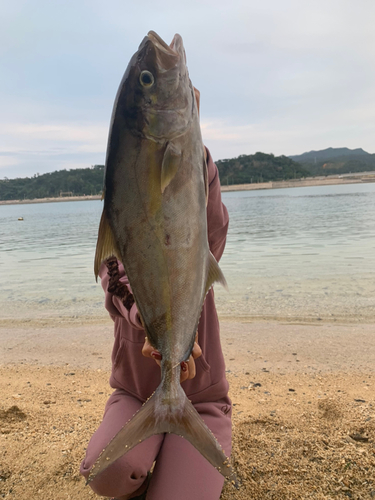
[1,320,375,499]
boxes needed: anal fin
[205,251,227,294]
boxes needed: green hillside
[289,147,369,163]
[0,153,311,201]
[289,147,375,176]
[2,146,375,202]
[216,152,310,185]
[0,165,104,201]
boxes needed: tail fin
[87,384,238,487]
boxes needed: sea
[1,182,375,323]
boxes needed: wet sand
[1,319,375,499]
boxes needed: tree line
[216,152,310,185]
[0,165,105,201]
[296,156,375,177]
[4,148,374,201]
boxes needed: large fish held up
[90,31,237,486]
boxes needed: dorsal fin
[94,208,121,280]
[161,142,181,193]
[205,252,227,294]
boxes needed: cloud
[0,122,108,177]
[0,155,19,169]
[1,0,375,177]
[0,122,107,146]
[201,104,375,159]
[0,122,107,154]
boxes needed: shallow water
[215,183,375,321]
[1,182,374,322]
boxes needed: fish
[90,31,238,487]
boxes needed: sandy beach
[1,318,375,499]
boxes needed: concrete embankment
[221,172,375,192]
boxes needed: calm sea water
[1,182,375,323]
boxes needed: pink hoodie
[99,148,229,406]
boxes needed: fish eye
[139,70,154,88]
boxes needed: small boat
[18,217,24,221]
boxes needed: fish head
[118,31,195,142]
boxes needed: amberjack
[91,31,237,486]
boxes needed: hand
[142,331,202,383]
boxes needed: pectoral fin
[205,252,227,294]
[94,208,121,280]
[161,142,181,193]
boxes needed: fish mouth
[148,31,178,56]
[169,33,186,62]
[147,31,181,70]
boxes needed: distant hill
[0,165,104,201]
[216,152,310,185]
[289,147,369,163]
[2,147,375,201]
[0,153,311,201]
[289,147,375,176]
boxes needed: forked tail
[87,382,238,487]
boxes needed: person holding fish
[80,32,235,499]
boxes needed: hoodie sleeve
[205,147,229,262]
[99,260,144,330]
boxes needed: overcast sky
[1,0,374,179]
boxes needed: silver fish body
[91,31,237,487]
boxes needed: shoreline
[1,311,375,330]
[1,172,375,205]
[221,172,375,192]
[0,194,102,206]
[2,319,375,374]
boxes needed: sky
[1,0,374,179]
